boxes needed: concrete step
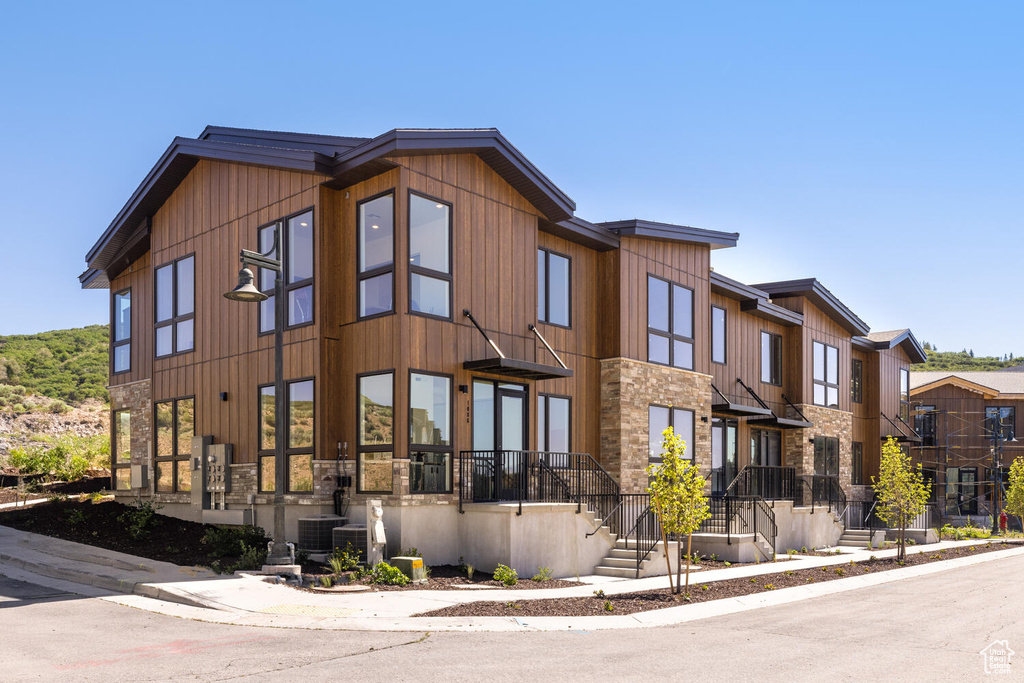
[607,548,647,560]
[841,529,872,537]
[593,565,639,578]
[838,539,871,548]
[598,556,639,569]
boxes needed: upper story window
[760,331,782,385]
[409,371,452,493]
[258,210,314,332]
[647,275,693,370]
[408,193,452,319]
[813,341,839,408]
[986,406,1015,442]
[915,405,936,447]
[357,371,394,494]
[112,289,131,373]
[852,442,864,485]
[648,405,694,462]
[358,191,395,319]
[258,379,314,493]
[538,394,571,453]
[899,367,910,420]
[711,305,727,364]
[155,255,194,357]
[851,358,863,404]
[154,397,194,493]
[538,249,570,327]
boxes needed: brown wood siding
[109,252,152,385]
[784,298,853,410]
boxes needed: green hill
[913,347,1021,372]
[0,325,109,405]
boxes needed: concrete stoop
[593,538,676,578]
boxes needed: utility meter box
[391,556,427,584]
[205,443,232,493]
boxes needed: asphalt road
[2,554,1021,682]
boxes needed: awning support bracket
[463,309,505,359]
[528,325,567,369]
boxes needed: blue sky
[1,1,1020,357]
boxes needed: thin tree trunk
[660,522,674,593]
[685,532,693,596]
[676,532,682,596]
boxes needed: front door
[472,380,528,500]
[711,417,737,495]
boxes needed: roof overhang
[858,329,927,364]
[463,357,573,381]
[540,217,619,252]
[752,278,870,336]
[711,272,803,326]
[911,375,1000,399]
[598,220,739,249]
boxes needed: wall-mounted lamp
[220,392,228,402]
[459,385,469,394]
[700,416,708,423]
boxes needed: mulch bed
[302,564,581,592]
[0,497,244,568]
[0,489,48,505]
[415,542,1016,618]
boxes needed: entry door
[960,468,978,515]
[472,380,527,500]
[711,418,737,494]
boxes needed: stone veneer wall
[600,358,713,494]
[784,404,854,497]
[108,379,152,497]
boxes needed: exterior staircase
[594,537,660,578]
[837,528,873,548]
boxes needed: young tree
[872,436,931,562]
[1005,456,1024,531]
[646,426,711,595]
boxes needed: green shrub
[118,500,162,541]
[368,562,410,586]
[493,564,518,586]
[328,543,362,574]
[531,566,553,582]
[201,525,270,559]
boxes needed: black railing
[699,495,777,558]
[798,474,846,513]
[725,466,798,503]
[622,503,661,578]
[458,450,620,517]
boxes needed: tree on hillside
[646,427,711,596]
[872,436,931,562]
[1005,457,1024,531]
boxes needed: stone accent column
[785,404,854,498]
[600,358,712,494]
[108,379,152,498]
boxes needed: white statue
[367,499,386,566]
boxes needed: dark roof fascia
[710,272,769,300]
[199,126,370,156]
[739,298,804,327]
[856,330,927,364]
[327,129,576,223]
[540,217,619,252]
[753,279,870,336]
[597,220,739,249]
[83,138,333,279]
[79,268,106,289]
[851,336,876,351]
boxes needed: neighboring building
[910,372,1024,521]
[81,126,922,573]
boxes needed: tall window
[711,306,726,364]
[915,405,937,447]
[155,255,194,357]
[112,409,131,491]
[648,405,695,462]
[112,289,131,373]
[986,407,1015,441]
[258,379,314,493]
[357,372,394,493]
[258,210,314,332]
[851,358,863,404]
[750,428,782,467]
[813,436,839,477]
[813,341,839,408]
[647,275,694,370]
[852,442,864,485]
[408,193,452,319]
[154,397,194,493]
[760,331,782,385]
[899,368,910,421]
[538,249,570,327]
[409,372,452,493]
[357,192,395,318]
[538,394,571,456]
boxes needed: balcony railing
[725,466,798,503]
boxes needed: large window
[538,394,571,453]
[915,405,937,447]
[899,368,910,420]
[408,193,452,319]
[647,275,694,370]
[409,372,452,493]
[750,428,781,467]
[852,441,864,485]
[851,358,863,404]
[357,192,395,318]
[258,209,314,332]
[813,341,839,408]
[711,305,726,364]
[258,379,314,493]
[357,372,394,494]
[112,288,131,373]
[538,249,570,327]
[648,405,695,462]
[813,436,840,478]
[986,406,1015,442]
[112,409,131,491]
[154,397,194,493]
[760,331,782,385]
[155,255,194,357]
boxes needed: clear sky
[1,1,1020,357]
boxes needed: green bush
[201,525,270,559]
[531,566,553,582]
[493,564,518,586]
[328,543,362,574]
[118,500,162,541]
[368,562,410,586]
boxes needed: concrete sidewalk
[1,524,1021,632]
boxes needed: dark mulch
[0,497,248,569]
[416,542,1015,617]
[303,564,582,592]
[0,489,48,505]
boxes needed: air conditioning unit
[297,514,346,553]
[333,524,369,563]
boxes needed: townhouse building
[82,126,922,575]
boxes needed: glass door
[711,418,737,495]
[472,380,527,500]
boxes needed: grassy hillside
[0,325,108,405]
[913,347,1021,372]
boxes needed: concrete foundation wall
[770,501,844,551]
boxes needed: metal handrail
[621,503,660,578]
